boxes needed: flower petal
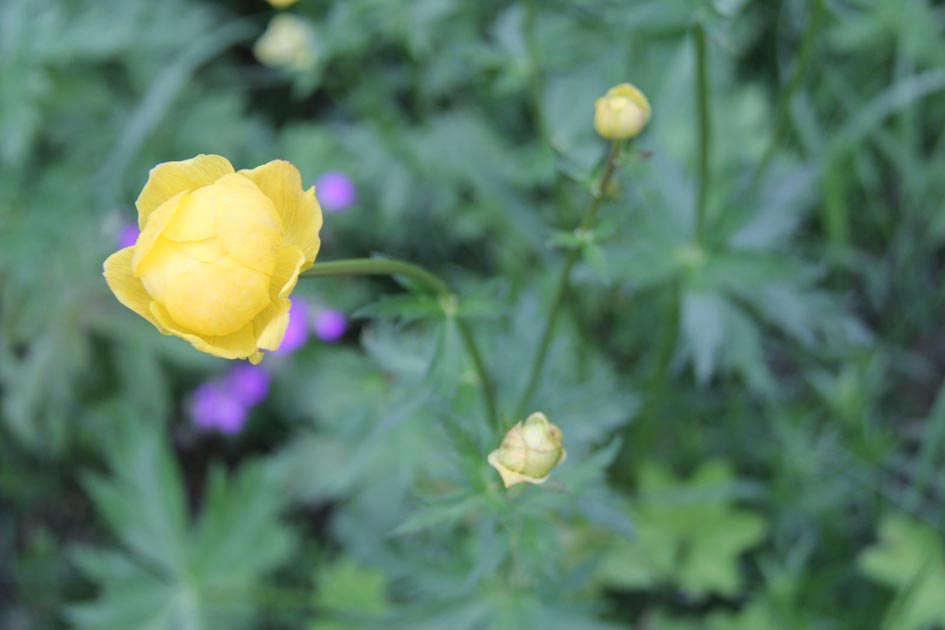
[487,450,551,488]
[136,155,234,228]
[239,160,323,267]
[251,246,306,351]
[213,173,283,276]
[150,302,258,360]
[103,247,160,328]
[270,245,306,300]
[132,190,188,275]
[253,298,292,351]
[162,256,271,337]
[162,185,218,243]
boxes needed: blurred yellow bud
[266,0,298,8]
[488,412,567,488]
[594,83,651,140]
[254,15,318,72]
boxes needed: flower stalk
[301,258,501,433]
[516,141,624,417]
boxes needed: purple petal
[117,223,140,249]
[214,402,250,434]
[189,382,249,434]
[313,308,348,342]
[276,299,311,355]
[315,171,356,212]
[223,364,271,406]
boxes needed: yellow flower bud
[594,83,651,140]
[103,155,323,364]
[254,15,318,72]
[488,412,567,488]
[266,0,298,8]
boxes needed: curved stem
[516,141,623,417]
[301,258,501,432]
[302,258,450,294]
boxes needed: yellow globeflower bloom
[488,412,567,488]
[103,155,323,364]
[594,83,651,140]
[266,0,298,8]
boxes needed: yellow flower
[488,412,567,488]
[254,15,317,72]
[594,83,651,140]
[103,155,323,364]
[266,0,298,8]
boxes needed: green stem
[694,20,711,242]
[747,0,825,193]
[522,0,548,143]
[302,258,450,293]
[516,141,623,417]
[620,281,680,469]
[302,258,501,432]
[648,282,682,395]
[903,374,945,511]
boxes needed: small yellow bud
[594,83,651,140]
[267,0,298,7]
[488,412,567,488]
[254,15,318,72]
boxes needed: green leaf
[389,493,489,537]
[80,424,188,576]
[681,290,728,384]
[600,460,766,599]
[68,423,295,629]
[312,558,391,630]
[860,515,945,630]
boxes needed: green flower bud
[488,412,567,488]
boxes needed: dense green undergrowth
[3,0,945,628]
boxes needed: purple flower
[313,308,348,342]
[276,299,311,355]
[117,223,140,249]
[223,364,271,406]
[315,171,356,212]
[190,382,248,435]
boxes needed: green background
[3,0,945,628]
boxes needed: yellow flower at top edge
[488,412,567,488]
[594,83,651,140]
[266,0,298,8]
[103,155,323,364]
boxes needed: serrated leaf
[600,460,766,599]
[681,290,727,383]
[69,423,295,629]
[389,493,489,537]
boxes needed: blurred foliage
[68,422,295,629]
[599,460,766,600]
[860,515,945,630]
[2,0,945,628]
